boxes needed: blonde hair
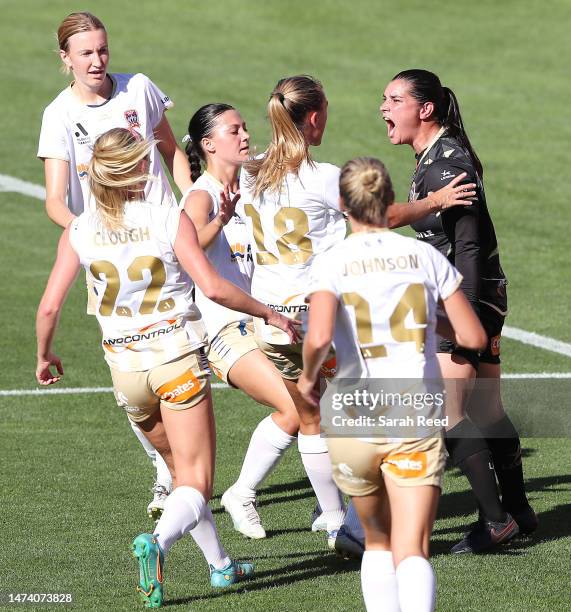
[88,128,155,230]
[57,12,106,74]
[245,75,324,198]
[339,157,395,227]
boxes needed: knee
[174,472,213,502]
[392,547,429,568]
[273,409,300,435]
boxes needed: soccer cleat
[311,503,328,532]
[334,525,365,560]
[132,533,164,608]
[210,560,255,588]
[451,513,519,554]
[511,504,539,535]
[147,483,170,522]
[220,487,266,539]
[327,529,339,550]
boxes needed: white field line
[503,326,571,358]
[0,173,46,200]
[1,374,570,397]
[0,383,230,397]
[2,174,571,359]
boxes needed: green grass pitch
[1,0,570,610]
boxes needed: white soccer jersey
[238,160,347,343]
[69,203,207,372]
[309,230,463,380]
[181,172,253,339]
[38,73,175,215]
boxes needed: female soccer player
[299,156,486,612]
[237,75,348,545]
[37,11,191,518]
[38,11,190,226]
[179,103,300,539]
[238,75,478,547]
[35,128,298,607]
[380,69,536,553]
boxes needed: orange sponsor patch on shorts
[385,451,427,478]
[320,356,337,378]
[490,334,501,356]
[157,368,201,404]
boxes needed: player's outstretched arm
[298,291,337,407]
[174,212,299,342]
[387,172,476,229]
[36,227,81,384]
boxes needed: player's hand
[36,353,64,385]
[266,311,302,343]
[429,172,476,211]
[216,186,240,226]
[297,373,320,408]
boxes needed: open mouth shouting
[384,117,396,139]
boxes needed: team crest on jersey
[76,164,89,180]
[124,109,140,128]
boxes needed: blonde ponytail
[88,128,156,230]
[246,75,324,198]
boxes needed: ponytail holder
[182,134,192,144]
[271,92,285,104]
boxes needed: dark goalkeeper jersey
[409,132,507,316]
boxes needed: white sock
[189,506,231,570]
[361,550,400,612]
[128,419,172,490]
[298,433,345,529]
[153,486,205,554]
[234,415,295,498]
[345,500,365,542]
[396,556,436,612]
[155,452,173,492]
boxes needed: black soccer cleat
[451,513,519,554]
[511,505,539,536]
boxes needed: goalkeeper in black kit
[380,68,537,553]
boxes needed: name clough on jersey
[94,226,152,247]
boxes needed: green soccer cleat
[132,533,164,608]
[210,560,254,588]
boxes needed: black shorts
[437,303,504,370]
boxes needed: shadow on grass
[164,552,359,607]
[432,475,571,556]
[211,478,315,514]
[437,473,571,522]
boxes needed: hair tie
[271,92,285,104]
[181,134,192,144]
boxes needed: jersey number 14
[342,283,427,358]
